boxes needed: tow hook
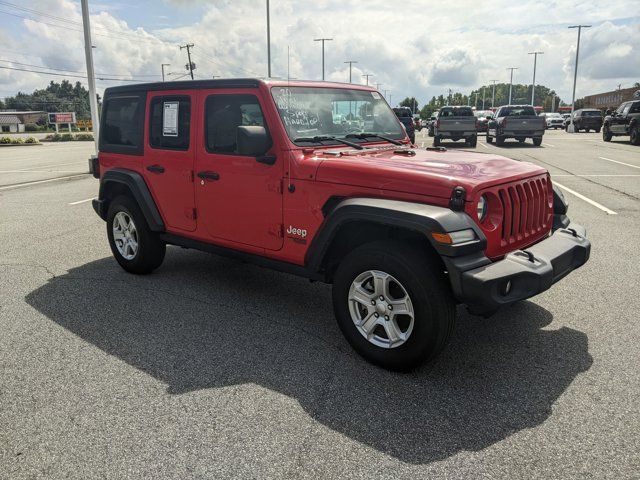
[565,228,578,237]
[515,250,536,263]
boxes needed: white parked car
[543,112,564,130]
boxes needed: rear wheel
[518,138,526,143]
[495,135,505,146]
[603,125,612,142]
[486,134,493,144]
[630,125,640,146]
[466,134,477,147]
[595,127,601,133]
[107,195,166,274]
[332,241,455,371]
[533,137,543,146]
[433,135,441,147]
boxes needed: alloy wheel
[112,211,139,260]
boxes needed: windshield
[582,110,602,117]
[474,110,492,118]
[271,86,404,144]
[501,106,536,116]
[547,113,561,118]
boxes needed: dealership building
[0,110,45,133]
[583,87,640,110]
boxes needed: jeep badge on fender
[91,78,590,371]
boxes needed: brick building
[583,87,640,110]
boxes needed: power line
[0,59,160,78]
[0,64,147,82]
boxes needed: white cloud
[0,0,638,106]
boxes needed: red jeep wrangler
[90,79,590,370]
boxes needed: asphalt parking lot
[1,131,639,479]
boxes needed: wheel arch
[96,168,164,232]
[306,197,486,281]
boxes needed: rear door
[142,92,196,232]
[194,89,284,251]
[611,103,629,133]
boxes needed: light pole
[80,0,99,153]
[161,63,170,82]
[266,0,271,77]
[507,67,518,104]
[567,25,591,133]
[362,73,373,85]
[528,51,543,106]
[490,79,498,108]
[375,83,382,91]
[313,38,333,80]
[482,86,486,109]
[344,60,357,83]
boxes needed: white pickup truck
[433,106,477,147]
[487,105,545,146]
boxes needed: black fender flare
[305,197,487,272]
[95,168,165,232]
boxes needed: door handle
[197,171,220,181]
[146,164,165,174]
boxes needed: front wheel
[486,134,493,144]
[533,137,543,146]
[630,125,640,146]
[332,241,455,371]
[495,135,505,146]
[603,125,612,142]
[107,195,166,274]
[595,127,601,133]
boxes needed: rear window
[100,94,145,155]
[392,107,412,118]
[501,106,536,117]
[439,107,473,117]
[581,110,602,117]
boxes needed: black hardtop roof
[103,78,262,96]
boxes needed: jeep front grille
[497,176,551,245]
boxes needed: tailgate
[438,118,475,132]
[507,117,544,130]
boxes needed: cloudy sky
[0,0,638,106]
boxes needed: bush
[59,133,73,142]
[75,133,94,141]
[25,123,39,132]
[0,136,11,144]
[24,137,39,144]
[10,137,24,145]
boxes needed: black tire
[595,128,601,133]
[332,241,455,371]
[466,135,477,147]
[495,135,505,146]
[603,125,612,142]
[409,132,416,144]
[107,195,166,274]
[486,134,493,144]
[428,126,434,137]
[518,138,526,143]
[630,125,640,146]
[433,135,441,147]
[533,137,543,146]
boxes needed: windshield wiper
[293,135,363,150]
[345,133,403,146]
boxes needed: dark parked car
[474,110,493,134]
[564,109,603,132]
[393,107,416,143]
[427,111,439,137]
[487,105,545,146]
[602,100,640,145]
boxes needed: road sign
[48,112,76,124]
[77,119,93,130]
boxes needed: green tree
[399,97,419,114]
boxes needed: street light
[528,51,544,106]
[567,25,591,133]
[490,79,499,108]
[344,60,358,83]
[313,38,333,80]
[362,73,373,85]
[80,0,99,153]
[506,67,518,104]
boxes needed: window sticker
[371,92,382,100]
[163,101,179,137]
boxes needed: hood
[313,146,547,199]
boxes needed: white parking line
[0,174,89,191]
[478,142,488,148]
[598,156,640,170]
[68,198,94,205]
[0,169,87,174]
[553,181,617,215]
[543,143,555,147]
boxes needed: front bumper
[444,223,590,314]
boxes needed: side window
[205,94,267,154]
[630,103,640,114]
[616,103,627,114]
[101,95,144,154]
[149,96,191,150]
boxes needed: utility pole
[506,67,518,104]
[568,25,591,133]
[180,43,195,80]
[482,86,486,109]
[375,83,382,90]
[161,63,170,82]
[313,38,333,80]
[528,51,543,106]
[80,0,99,153]
[362,73,372,85]
[474,91,479,108]
[344,60,357,83]
[266,0,271,77]
[490,79,498,108]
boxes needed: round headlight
[477,195,487,221]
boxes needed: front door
[194,90,283,251]
[142,93,196,232]
[611,103,629,134]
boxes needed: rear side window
[100,94,145,155]
[582,110,602,117]
[439,107,473,117]
[630,102,640,114]
[205,94,266,154]
[149,96,191,150]
[501,106,536,117]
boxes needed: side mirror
[605,109,612,116]
[237,126,273,162]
